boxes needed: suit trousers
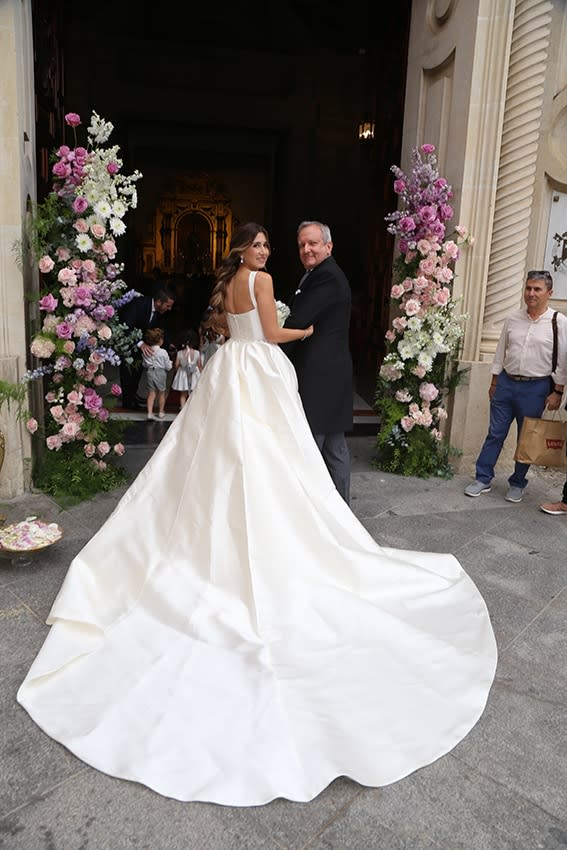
[475,371,551,489]
[314,432,350,504]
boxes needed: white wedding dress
[17,273,497,806]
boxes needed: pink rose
[46,434,63,451]
[55,321,73,339]
[57,267,78,285]
[72,196,89,214]
[56,246,71,261]
[90,223,106,240]
[404,298,421,317]
[113,442,125,456]
[26,418,38,434]
[102,240,117,258]
[38,255,55,274]
[63,340,76,354]
[421,143,436,154]
[84,443,96,457]
[97,441,111,457]
[110,383,122,396]
[419,382,439,403]
[39,293,58,312]
[73,218,89,233]
[399,216,416,234]
[62,421,81,439]
[65,112,81,127]
[52,161,71,178]
[106,161,120,175]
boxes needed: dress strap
[248,271,258,308]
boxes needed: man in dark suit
[283,220,353,503]
[118,285,175,409]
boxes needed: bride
[17,223,497,807]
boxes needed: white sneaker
[147,413,156,420]
[157,412,165,419]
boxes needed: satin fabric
[17,273,497,806]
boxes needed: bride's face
[242,234,270,270]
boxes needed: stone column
[453,0,558,475]
[0,0,36,497]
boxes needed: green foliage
[0,379,29,420]
[373,393,459,478]
[35,419,131,508]
[34,443,129,508]
[27,193,74,262]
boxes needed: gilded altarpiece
[140,176,233,277]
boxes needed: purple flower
[55,322,73,339]
[399,216,416,234]
[83,388,103,413]
[65,112,81,127]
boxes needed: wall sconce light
[358,120,375,142]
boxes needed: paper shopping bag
[514,416,567,468]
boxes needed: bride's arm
[255,272,313,343]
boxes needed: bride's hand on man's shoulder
[304,324,314,338]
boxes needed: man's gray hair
[297,220,332,244]
[526,269,553,290]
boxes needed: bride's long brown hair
[209,222,270,315]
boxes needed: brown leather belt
[504,371,549,382]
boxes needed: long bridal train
[17,275,497,806]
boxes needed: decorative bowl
[0,516,63,567]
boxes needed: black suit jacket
[282,256,353,434]
[118,296,171,346]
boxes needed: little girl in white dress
[171,329,201,409]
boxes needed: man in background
[118,285,175,410]
[464,270,567,502]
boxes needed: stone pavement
[1,428,566,850]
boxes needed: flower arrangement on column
[19,111,144,504]
[373,143,474,478]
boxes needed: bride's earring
[240,256,244,264]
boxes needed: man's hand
[545,391,563,411]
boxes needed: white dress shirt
[492,306,567,385]
[141,345,172,371]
